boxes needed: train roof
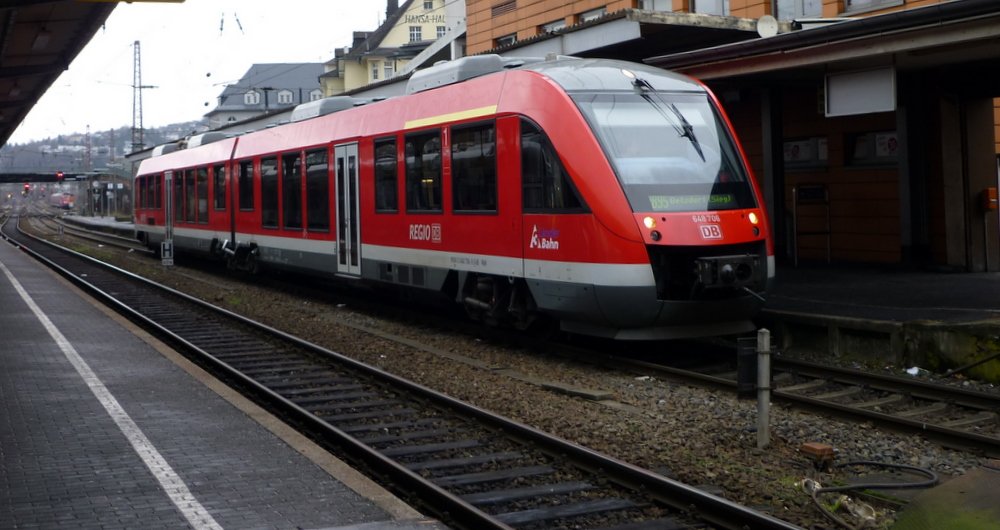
[137,55,706,175]
[406,54,705,95]
[520,57,706,93]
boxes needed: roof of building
[343,0,416,61]
[206,63,325,116]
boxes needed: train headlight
[748,212,759,225]
[650,230,661,241]
[643,216,656,229]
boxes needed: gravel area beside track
[40,235,994,529]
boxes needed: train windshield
[572,91,756,213]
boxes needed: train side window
[174,171,184,222]
[521,119,588,213]
[404,130,442,212]
[261,157,279,229]
[452,121,497,213]
[305,149,329,231]
[196,167,209,223]
[154,173,161,209]
[238,159,254,211]
[374,138,398,212]
[137,176,146,209]
[213,164,226,210]
[281,152,303,230]
[185,169,197,222]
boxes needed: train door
[334,143,361,276]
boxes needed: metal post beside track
[757,328,771,449]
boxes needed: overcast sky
[10,0,387,144]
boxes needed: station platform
[759,263,1000,381]
[0,236,442,528]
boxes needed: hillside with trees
[0,120,206,176]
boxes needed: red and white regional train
[134,55,773,340]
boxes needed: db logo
[699,224,723,239]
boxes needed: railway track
[20,207,153,255]
[1,215,801,530]
[614,351,1000,456]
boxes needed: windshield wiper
[632,77,705,162]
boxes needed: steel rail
[2,215,802,530]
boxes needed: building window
[845,0,903,12]
[424,0,433,9]
[579,7,606,22]
[243,90,261,105]
[776,0,821,19]
[692,0,729,15]
[495,33,516,48]
[277,90,293,104]
[491,0,516,17]
[371,61,380,81]
[541,19,565,33]
[384,61,394,79]
[846,131,899,167]
[309,89,323,101]
[639,0,671,10]
[409,26,422,42]
[437,25,446,38]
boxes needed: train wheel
[462,275,538,330]
[244,251,260,275]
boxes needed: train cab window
[261,157,279,228]
[173,171,184,222]
[196,167,209,223]
[451,121,497,213]
[404,130,442,212]
[238,160,254,211]
[305,149,329,231]
[213,164,226,210]
[374,138,398,212]
[185,169,197,222]
[281,152,303,230]
[520,119,587,212]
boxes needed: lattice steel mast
[130,41,156,152]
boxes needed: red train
[48,192,75,210]
[134,55,773,340]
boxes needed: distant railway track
[21,205,153,255]
[608,352,1000,457]
[1,215,800,530]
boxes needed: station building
[467,0,1000,272]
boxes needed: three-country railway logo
[699,224,723,240]
[409,223,442,243]
[529,225,560,250]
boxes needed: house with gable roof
[205,63,326,130]
[321,0,466,96]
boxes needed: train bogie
[135,55,773,340]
